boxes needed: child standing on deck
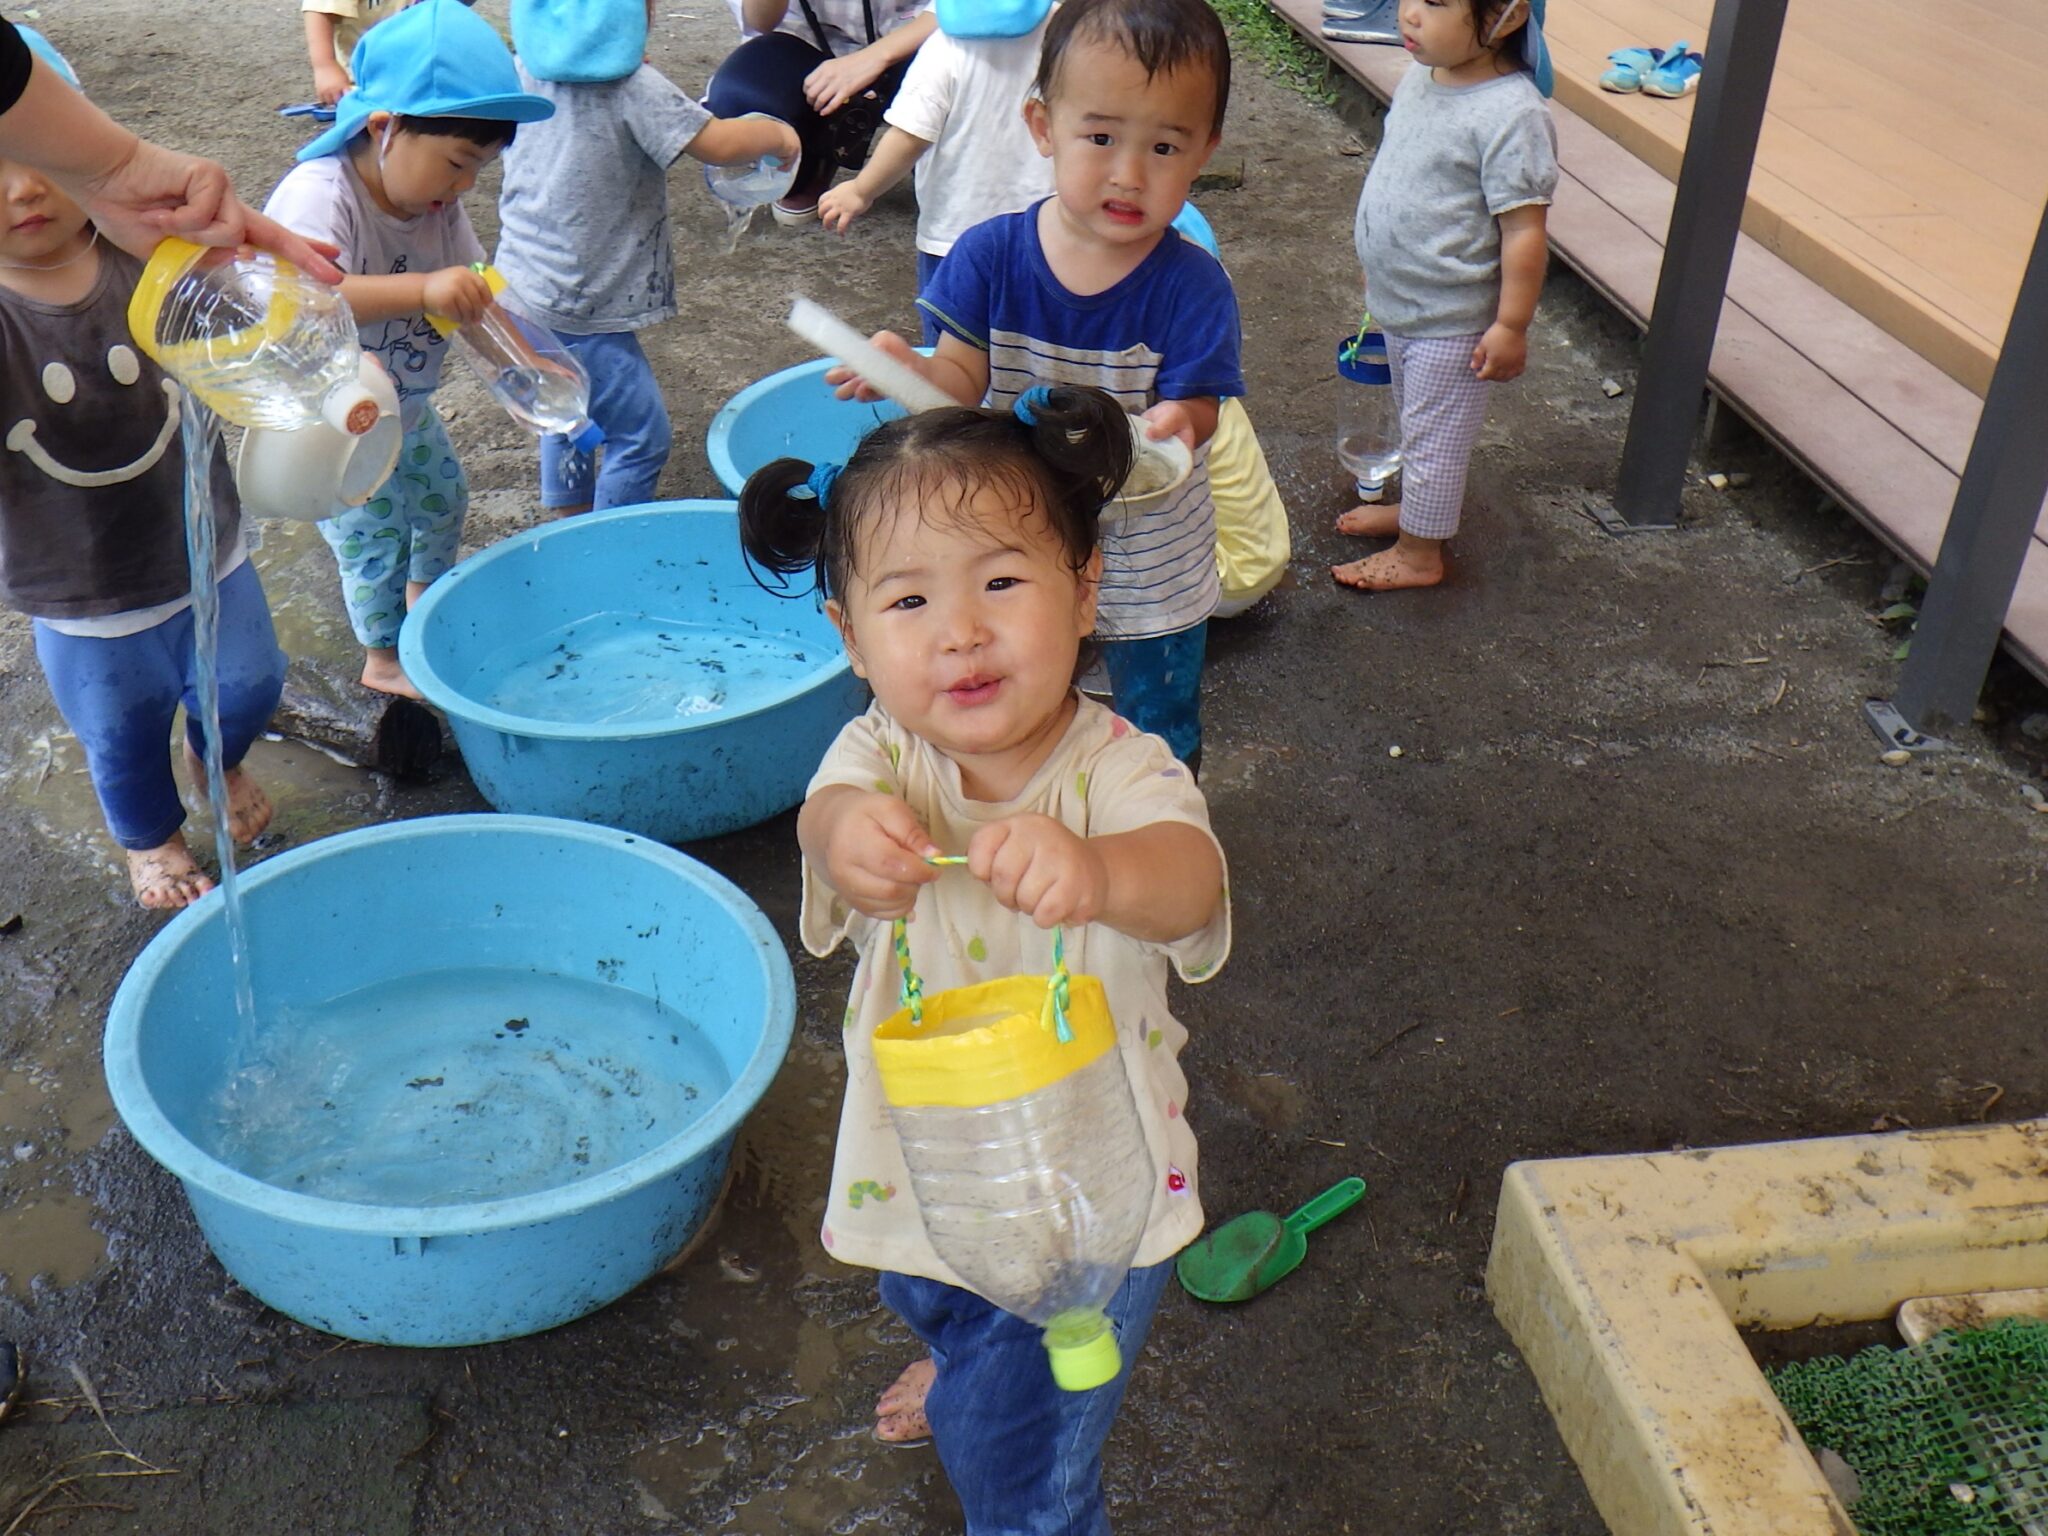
[1331,0,1557,593]
[817,0,1056,345]
[739,383,1229,1532]
[265,0,554,699]
[831,0,1242,770]
[495,0,801,517]
[0,30,285,908]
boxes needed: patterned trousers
[1387,332,1492,541]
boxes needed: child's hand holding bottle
[805,787,943,921]
[422,265,495,325]
[968,815,1110,931]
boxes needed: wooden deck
[1549,0,2048,397]
[1267,0,2048,680]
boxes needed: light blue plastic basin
[103,814,795,1346]
[398,500,864,844]
[706,356,917,495]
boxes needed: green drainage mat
[1769,1317,2048,1536]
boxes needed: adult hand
[804,49,886,115]
[79,137,346,282]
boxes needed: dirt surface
[5,2,2048,1532]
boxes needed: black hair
[1035,0,1232,139]
[738,385,1136,606]
[393,114,517,149]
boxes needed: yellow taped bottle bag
[875,973,1155,1392]
[127,238,381,435]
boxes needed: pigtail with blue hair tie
[805,461,843,506]
[1012,385,1055,426]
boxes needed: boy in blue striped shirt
[833,0,1240,768]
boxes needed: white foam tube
[786,297,959,414]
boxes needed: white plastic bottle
[127,237,382,435]
[429,267,605,456]
[1336,330,1403,502]
[878,981,1154,1391]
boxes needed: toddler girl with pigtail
[739,382,1230,1534]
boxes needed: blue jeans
[539,330,672,511]
[917,250,944,346]
[32,559,286,850]
[1101,622,1207,764]
[878,1261,1174,1536]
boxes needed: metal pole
[1592,0,1790,533]
[1880,202,2048,741]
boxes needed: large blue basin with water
[706,356,917,495]
[399,500,864,844]
[103,815,795,1346]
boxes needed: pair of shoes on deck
[1601,41,1704,97]
[1321,0,1400,46]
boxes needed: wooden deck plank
[1263,0,2048,683]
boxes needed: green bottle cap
[1044,1310,1122,1393]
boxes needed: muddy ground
[4,2,2048,1532]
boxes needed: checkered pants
[1387,332,1492,541]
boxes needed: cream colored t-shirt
[800,695,1231,1291]
[304,0,409,72]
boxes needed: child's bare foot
[1334,502,1401,538]
[873,1356,935,1446]
[1332,542,1445,592]
[127,836,213,910]
[360,649,424,701]
[184,747,275,844]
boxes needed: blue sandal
[1600,41,1689,94]
[1641,48,1705,98]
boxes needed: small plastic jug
[428,267,605,454]
[234,353,403,521]
[127,237,382,435]
[1336,328,1402,502]
[702,115,798,209]
[874,929,1153,1392]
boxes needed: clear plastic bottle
[879,984,1154,1392]
[429,268,605,455]
[1336,330,1402,502]
[127,237,381,435]
[702,115,799,209]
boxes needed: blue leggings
[1101,622,1207,765]
[32,560,287,850]
[879,1261,1173,1536]
[539,330,671,511]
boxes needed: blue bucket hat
[934,0,1053,38]
[511,0,647,84]
[297,0,555,162]
[1501,0,1553,98]
[16,24,81,88]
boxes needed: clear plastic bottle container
[876,976,1154,1391]
[127,237,381,435]
[1336,330,1402,502]
[702,115,799,209]
[429,268,605,454]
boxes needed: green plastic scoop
[1175,1177,1367,1303]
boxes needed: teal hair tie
[1012,386,1055,426]
[805,461,843,505]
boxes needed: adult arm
[803,8,936,115]
[740,0,790,31]
[0,55,345,280]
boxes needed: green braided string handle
[891,857,1074,1043]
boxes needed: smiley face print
[5,344,180,489]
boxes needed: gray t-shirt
[494,63,712,336]
[1353,68,1558,338]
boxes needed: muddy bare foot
[873,1356,935,1446]
[360,649,425,702]
[184,747,275,844]
[1335,502,1401,537]
[1333,545,1445,592]
[127,835,214,910]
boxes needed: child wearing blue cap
[1332,0,1557,594]
[0,29,286,907]
[264,0,554,699]
[817,0,1054,345]
[495,0,800,516]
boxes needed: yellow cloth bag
[1209,398,1290,616]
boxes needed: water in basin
[207,966,733,1207]
[466,613,819,727]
